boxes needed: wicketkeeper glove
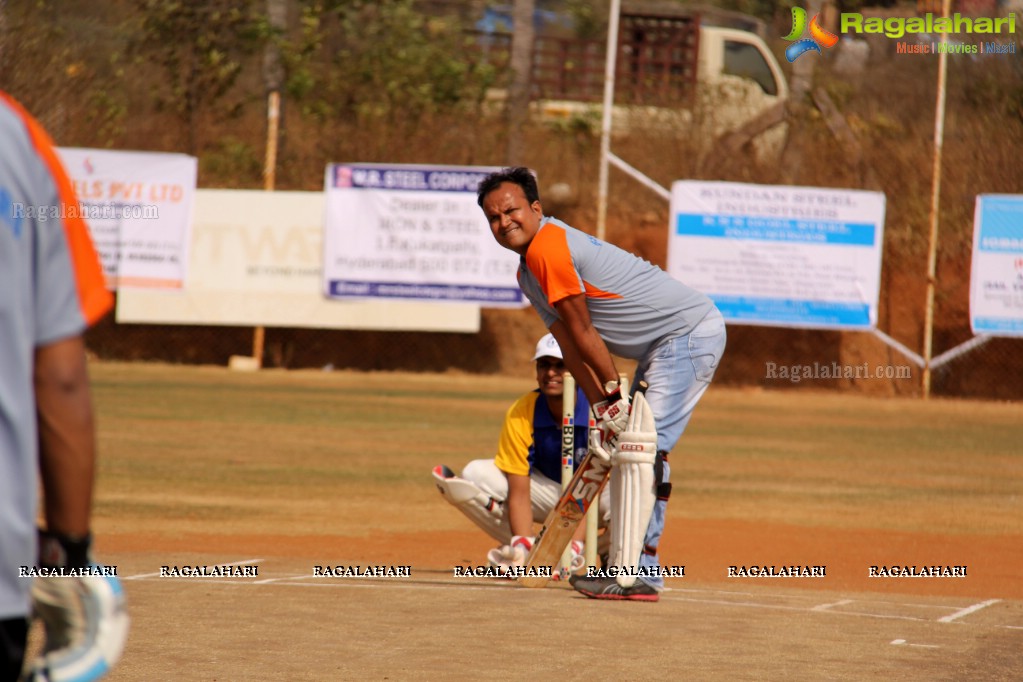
[486,535,534,574]
[20,531,130,682]
[549,540,587,581]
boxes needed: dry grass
[90,362,1023,541]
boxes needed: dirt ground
[34,364,1021,681]
[93,498,1023,680]
[98,554,1023,682]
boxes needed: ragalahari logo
[783,6,839,62]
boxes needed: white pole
[596,0,621,242]
[922,0,950,399]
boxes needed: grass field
[78,362,1023,680]
[91,361,1021,539]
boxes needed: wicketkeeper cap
[532,333,563,361]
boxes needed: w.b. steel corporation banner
[322,163,523,307]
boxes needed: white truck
[478,5,790,160]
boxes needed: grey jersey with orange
[0,94,110,618]
[516,216,714,360]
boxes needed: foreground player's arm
[551,297,629,441]
[550,294,618,405]
[35,334,96,539]
[505,473,533,537]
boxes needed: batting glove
[593,381,629,436]
[587,427,613,462]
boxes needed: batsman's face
[481,182,543,256]
[535,356,566,399]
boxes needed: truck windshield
[723,40,779,96]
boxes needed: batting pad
[432,465,507,543]
[608,391,658,588]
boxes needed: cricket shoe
[568,575,660,602]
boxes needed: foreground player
[433,334,608,571]
[0,92,129,680]
[477,167,726,601]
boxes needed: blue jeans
[631,307,726,589]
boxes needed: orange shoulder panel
[2,93,113,326]
[525,222,581,305]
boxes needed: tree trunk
[779,0,823,183]
[0,0,7,82]
[505,0,535,165]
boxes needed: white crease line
[663,587,971,614]
[937,599,1000,623]
[661,595,929,623]
[269,580,522,591]
[896,602,972,610]
[813,599,853,611]
[670,586,823,601]
[254,574,343,584]
[125,574,524,591]
[119,575,1016,629]
[123,557,264,580]
[891,639,940,649]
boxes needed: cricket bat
[519,380,646,588]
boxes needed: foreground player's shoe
[569,574,660,602]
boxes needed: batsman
[477,167,726,601]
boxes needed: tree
[506,0,535,164]
[132,0,263,154]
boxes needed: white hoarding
[116,189,480,332]
[322,163,523,307]
[58,148,197,289]
[668,181,887,329]
[970,195,1023,336]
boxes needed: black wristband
[37,529,92,569]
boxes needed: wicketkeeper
[1,91,129,680]
[477,167,726,601]
[433,334,610,572]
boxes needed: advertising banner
[970,195,1023,336]
[58,148,197,289]
[323,163,523,307]
[668,181,886,329]
[116,190,480,332]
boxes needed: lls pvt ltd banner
[58,148,197,289]
[668,181,886,329]
[322,163,523,307]
[970,195,1023,336]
